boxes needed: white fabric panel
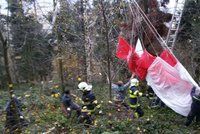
[146,57,193,116]
[135,39,144,57]
[175,62,200,91]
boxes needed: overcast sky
[0,0,181,30]
[0,0,179,15]
[0,0,54,15]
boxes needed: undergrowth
[0,83,200,133]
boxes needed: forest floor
[0,83,200,134]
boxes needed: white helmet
[130,78,139,87]
[78,82,92,91]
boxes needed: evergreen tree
[176,0,200,82]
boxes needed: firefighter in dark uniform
[61,90,81,118]
[146,86,156,107]
[185,86,200,126]
[5,90,28,132]
[129,78,144,118]
[77,82,100,125]
[146,86,165,108]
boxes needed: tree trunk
[143,0,149,13]
[80,0,93,83]
[33,0,37,17]
[53,0,56,11]
[58,58,64,92]
[100,0,112,100]
[0,32,12,91]
[0,31,22,133]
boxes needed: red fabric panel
[116,36,132,60]
[160,50,177,67]
[135,67,147,80]
[127,51,139,73]
[116,36,139,74]
[135,50,156,80]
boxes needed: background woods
[0,0,200,133]
[0,0,199,86]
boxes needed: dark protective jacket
[185,86,200,126]
[61,94,72,107]
[190,87,200,113]
[5,97,28,129]
[129,86,142,108]
[81,91,98,113]
[146,86,155,99]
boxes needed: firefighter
[77,82,101,125]
[146,86,164,108]
[185,86,200,126]
[5,92,28,132]
[61,90,81,118]
[146,86,156,107]
[129,78,144,118]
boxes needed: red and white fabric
[116,37,200,116]
[146,57,193,116]
[135,50,155,80]
[116,36,139,73]
[116,36,133,60]
[160,49,177,67]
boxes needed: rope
[141,24,159,56]
[130,3,143,48]
[132,0,166,48]
[104,2,133,80]
[128,3,135,46]
[111,61,126,80]
[130,0,178,58]
[129,2,158,56]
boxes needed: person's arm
[123,81,130,89]
[190,86,196,97]
[112,83,118,90]
[71,93,78,99]
[131,73,135,79]
[61,103,69,116]
[133,90,143,96]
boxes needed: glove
[133,90,139,96]
[96,104,101,109]
[138,92,143,96]
[93,100,98,104]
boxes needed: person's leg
[134,111,139,118]
[148,98,153,107]
[70,102,81,117]
[136,106,144,117]
[121,101,130,110]
[78,112,86,123]
[185,110,195,126]
[160,100,165,108]
[85,114,93,125]
[151,97,159,108]
[196,113,200,123]
[155,97,160,105]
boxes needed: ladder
[165,0,186,49]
